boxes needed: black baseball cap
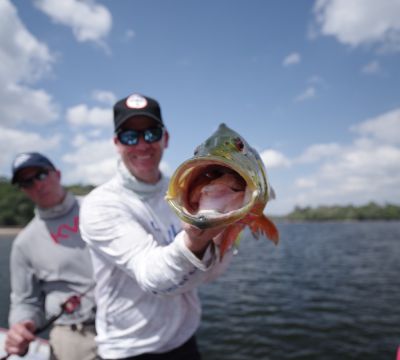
[11,152,55,184]
[113,93,164,132]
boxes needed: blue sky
[1,0,400,215]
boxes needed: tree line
[1,177,399,227]
[287,202,400,221]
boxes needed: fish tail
[247,214,279,244]
[219,223,244,260]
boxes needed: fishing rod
[1,285,94,360]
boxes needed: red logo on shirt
[50,216,79,244]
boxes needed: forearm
[8,301,44,328]
[9,244,45,328]
[124,231,219,295]
[80,196,225,295]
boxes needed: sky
[1,0,400,215]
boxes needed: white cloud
[160,161,173,176]
[290,107,400,208]
[260,149,291,168]
[0,0,58,126]
[66,104,113,128]
[71,134,87,148]
[351,108,400,144]
[361,60,381,74]
[92,90,117,105]
[62,138,117,185]
[298,143,400,204]
[0,0,54,84]
[124,29,136,41]
[283,52,301,66]
[295,178,317,189]
[0,126,61,177]
[307,75,324,85]
[314,0,400,52]
[297,143,341,163]
[34,0,112,46]
[264,107,400,213]
[295,86,316,102]
[1,84,59,126]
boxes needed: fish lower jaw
[184,209,246,229]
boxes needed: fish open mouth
[167,159,257,228]
[185,164,246,214]
[166,123,278,247]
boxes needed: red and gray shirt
[9,192,95,328]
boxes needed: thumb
[23,320,36,334]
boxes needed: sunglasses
[117,127,164,146]
[17,169,50,189]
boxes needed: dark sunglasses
[17,169,50,189]
[117,127,164,146]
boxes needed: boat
[0,327,49,360]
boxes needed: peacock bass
[165,123,279,259]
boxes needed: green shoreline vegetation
[1,177,399,227]
[286,203,400,221]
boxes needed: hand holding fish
[166,123,279,260]
[181,222,227,259]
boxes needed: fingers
[182,222,225,242]
[182,222,227,259]
[5,320,36,355]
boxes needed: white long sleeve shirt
[79,161,232,359]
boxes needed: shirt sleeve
[80,191,231,296]
[8,238,45,328]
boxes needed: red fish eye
[234,137,244,151]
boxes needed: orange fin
[219,223,244,260]
[245,214,279,245]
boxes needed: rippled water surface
[1,222,399,359]
[198,221,400,360]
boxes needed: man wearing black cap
[5,152,97,360]
[80,93,233,360]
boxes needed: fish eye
[234,137,244,151]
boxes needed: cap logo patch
[126,94,148,109]
[13,154,32,168]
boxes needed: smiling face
[114,116,169,184]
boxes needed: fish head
[166,123,274,229]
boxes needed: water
[1,222,399,359]
[197,221,400,360]
[0,235,12,329]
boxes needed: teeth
[136,154,151,160]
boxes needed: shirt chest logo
[50,216,79,244]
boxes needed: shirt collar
[36,191,77,220]
[117,159,168,200]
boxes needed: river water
[1,221,399,359]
